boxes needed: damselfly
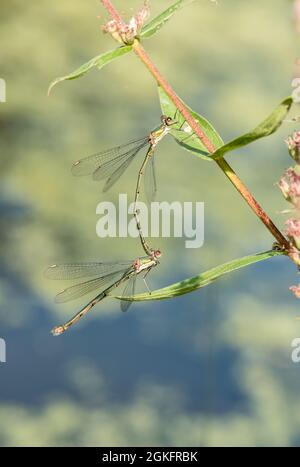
[46,250,161,336]
[72,115,177,255]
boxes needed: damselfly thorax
[133,249,161,272]
[148,115,175,147]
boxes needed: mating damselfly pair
[47,112,195,335]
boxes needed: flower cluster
[279,166,300,208]
[279,131,300,297]
[285,131,300,163]
[103,2,150,45]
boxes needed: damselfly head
[153,249,162,259]
[161,115,177,127]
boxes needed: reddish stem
[133,41,215,153]
[132,41,289,250]
[216,157,289,249]
[101,0,124,25]
[101,0,290,251]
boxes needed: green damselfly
[46,249,161,336]
[72,115,177,255]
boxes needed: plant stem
[216,157,288,247]
[133,42,216,153]
[101,0,290,250]
[101,0,125,25]
[132,41,289,249]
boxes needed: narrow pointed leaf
[211,97,293,160]
[141,0,196,39]
[48,46,132,95]
[48,1,198,94]
[116,250,285,302]
[158,86,223,161]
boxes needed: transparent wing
[45,262,133,280]
[94,140,149,190]
[72,137,148,177]
[144,153,157,203]
[120,274,137,312]
[102,152,138,192]
[55,269,130,304]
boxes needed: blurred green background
[1,0,300,447]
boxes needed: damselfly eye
[154,249,162,258]
[166,116,176,126]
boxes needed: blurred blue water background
[1,0,300,446]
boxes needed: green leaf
[158,86,224,161]
[48,1,198,94]
[116,250,285,302]
[141,0,196,39]
[48,46,132,95]
[211,97,293,160]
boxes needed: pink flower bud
[103,19,118,34]
[288,245,300,267]
[286,131,300,163]
[290,284,300,299]
[278,176,291,200]
[278,167,300,208]
[103,19,124,43]
[134,2,150,30]
[102,2,150,45]
[286,219,300,250]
